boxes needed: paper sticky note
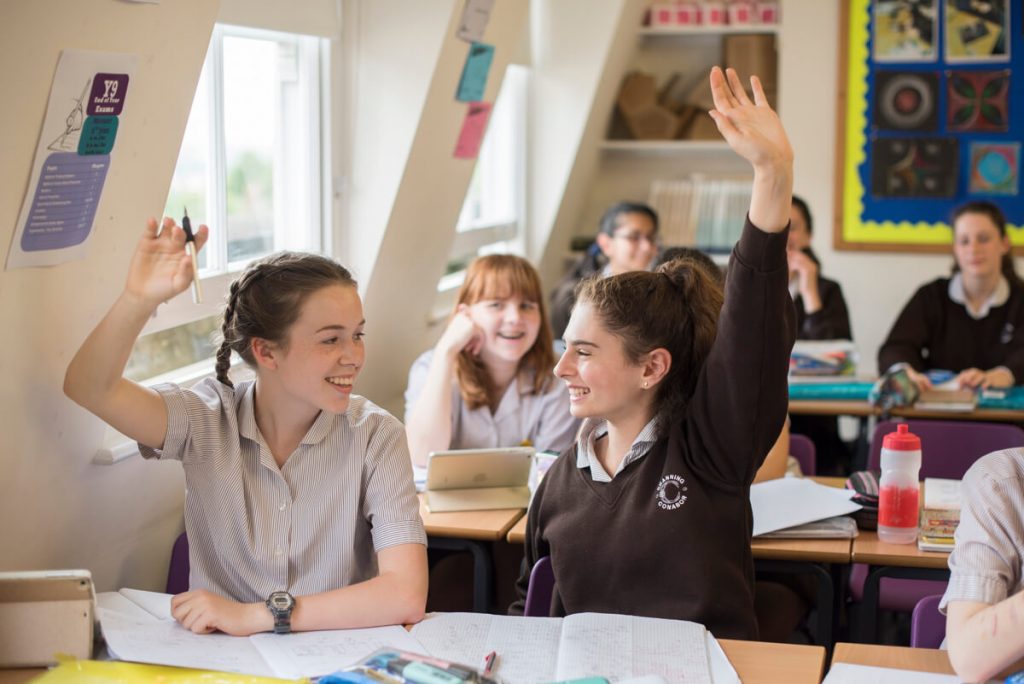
[456,42,494,102]
[454,101,493,159]
[456,0,495,43]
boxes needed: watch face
[268,591,295,612]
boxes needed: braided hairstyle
[574,254,724,435]
[215,252,356,387]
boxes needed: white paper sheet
[250,626,428,679]
[750,477,861,537]
[823,662,959,683]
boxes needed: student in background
[405,254,578,468]
[942,448,1024,682]
[510,67,795,639]
[549,202,659,339]
[64,219,427,635]
[787,195,853,475]
[878,200,1024,391]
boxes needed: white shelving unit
[600,140,735,153]
[637,25,780,37]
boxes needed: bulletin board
[835,0,1023,252]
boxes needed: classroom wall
[0,0,218,590]
[780,0,1024,375]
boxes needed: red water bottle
[877,424,922,544]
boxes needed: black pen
[182,207,203,304]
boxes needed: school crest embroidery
[655,474,688,510]
[1001,322,1014,345]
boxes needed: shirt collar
[948,272,1009,319]
[575,416,659,482]
[237,379,336,448]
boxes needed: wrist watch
[265,590,296,634]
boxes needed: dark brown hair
[215,253,357,387]
[453,255,556,410]
[575,255,724,434]
[950,200,1019,283]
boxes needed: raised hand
[126,217,209,306]
[708,67,792,171]
[708,66,793,233]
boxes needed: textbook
[409,612,727,684]
[914,388,977,412]
[96,590,427,679]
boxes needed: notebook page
[118,588,174,620]
[100,612,275,677]
[250,625,428,679]
[96,591,162,624]
[410,612,563,684]
[556,613,711,683]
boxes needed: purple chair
[524,556,554,617]
[851,419,1024,638]
[166,532,190,595]
[911,594,946,649]
[789,433,816,476]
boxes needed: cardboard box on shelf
[616,72,686,140]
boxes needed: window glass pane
[125,316,221,382]
[163,66,211,270]
[223,36,277,263]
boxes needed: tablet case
[0,570,94,667]
[425,447,534,512]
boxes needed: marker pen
[181,207,202,304]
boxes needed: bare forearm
[406,352,458,467]
[748,162,793,234]
[949,594,1024,682]
[64,292,155,406]
[292,561,428,631]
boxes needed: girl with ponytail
[510,67,797,641]
[65,222,427,636]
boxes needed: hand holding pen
[125,215,209,309]
[182,207,203,303]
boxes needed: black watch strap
[266,591,295,634]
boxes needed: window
[128,25,328,382]
[438,65,528,293]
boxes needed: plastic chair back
[524,556,554,617]
[789,433,817,476]
[166,532,190,595]
[870,419,1024,479]
[911,594,947,648]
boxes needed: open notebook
[97,590,426,679]
[410,612,732,684]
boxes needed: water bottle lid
[883,423,921,451]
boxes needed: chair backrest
[911,594,946,648]
[166,532,190,595]
[789,433,817,476]
[524,556,554,617]
[869,419,1024,479]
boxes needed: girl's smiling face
[466,294,541,366]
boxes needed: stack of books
[788,340,857,377]
[918,477,962,552]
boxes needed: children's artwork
[873,0,938,62]
[454,101,492,159]
[947,69,1010,131]
[873,70,939,131]
[455,42,494,102]
[969,142,1019,195]
[455,0,495,43]
[836,0,1024,251]
[7,50,137,269]
[871,137,958,198]
[945,0,1010,62]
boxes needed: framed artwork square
[946,69,1010,131]
[871,137,958,198]
[946,0,1010,62]
[873,0,938,62]
[873,70,940,132]
[969,142,1020,195]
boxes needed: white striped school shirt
[940,448,1024,613]
[140,377,426,603]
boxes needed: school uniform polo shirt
[404,349,579,453]
[941,448,1024,612]
[140,377,426,603]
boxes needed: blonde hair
[453,255,556,410]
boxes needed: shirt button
[275,547,283,557]
[279,502,287,511]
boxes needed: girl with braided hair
[64,219,427,636]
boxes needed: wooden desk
[790,399,1024,423]
[721,639,825,684]
[832,642,954,675]
[506,515,527,544]
[0,671,40,684]
[419,495,525,613]
[852,531,951,643]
